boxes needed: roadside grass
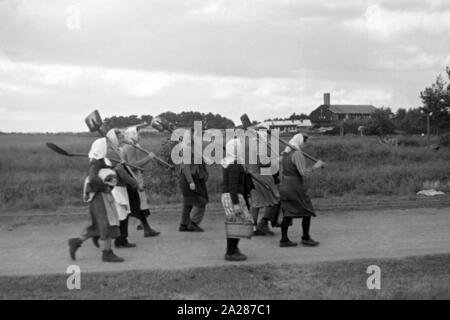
[1,254,449,300]
[1,134,449,212]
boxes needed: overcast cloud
[1,0,449,132]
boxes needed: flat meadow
[0,133,449,212]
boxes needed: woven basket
[225,221,254,239]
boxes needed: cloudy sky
[1,0,449,132]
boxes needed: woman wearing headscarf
[106,129,142,248]
[111,161,141,248]
[68,137,125,262]
[121,127,161,238]
[279,133,324,248]
[179,128,209,232]
[247,129,280,236]
[221,138,254,261]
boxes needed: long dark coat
[280,151,316,218]
[180,163,209,207]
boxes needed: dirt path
[0,206,449,277]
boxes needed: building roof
[327,105,377,114]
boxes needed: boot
[141,219,161,237]
[187,222,204,232]
[301,238,320,247]
[253,229,267,236]
[179,224,189,232]
[114,238,137,248]
[144,229,161,237]
[102,250,125,263]
[225,249,247,262]
[280,240,298,248]
[68,238,83,261]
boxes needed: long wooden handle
[46,142,144,170]
[109,158,144,171]
[128,142,174,169]
[278,138,319,163]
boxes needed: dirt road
[0,206,449,277]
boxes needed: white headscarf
[222,138,243,168]
[106,129,120,149]
[283,133,304,153]
[88,138,108,160]
[88,137,112,166]
[124,126,139,144]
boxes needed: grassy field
[1,254,449,299]
[0,133,449,212]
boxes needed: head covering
[88,138,108,160]
[106,129,121,149]
[88,137,112,166]
[222,138,244,168]
[124,126,139,144]
[283,133,304,154]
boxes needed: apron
[135,171,150,210]
[111,186,131,221]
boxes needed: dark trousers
[181,205,206,226]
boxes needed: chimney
[324,93,330,106]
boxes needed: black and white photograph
[0,0,450,303]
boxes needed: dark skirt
[280,176,316,218]
[127,187,150,220]
[180,175,209,207]
[85,193,121,240]
[250,174,280,208]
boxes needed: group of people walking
[220,133,324,261]
[67,126,324,263]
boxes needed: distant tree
[365,108,395,136]
[395,108,407,122]
[396,108,427,134]
[157,111,178,126]
[103,115,142,129]
[158,111,234,129]
[141,114,153,124]
[104,111,234,130]
[420,67,450,132]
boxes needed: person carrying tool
[279,133,324,248]
[121,127,161,238]
[247,128,280,236]
[68,137,125,262]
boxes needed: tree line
[103,111,235,130]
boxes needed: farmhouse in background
[261,119,312,134]
[309,93,378,125]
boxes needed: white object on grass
[417,189,445,196]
